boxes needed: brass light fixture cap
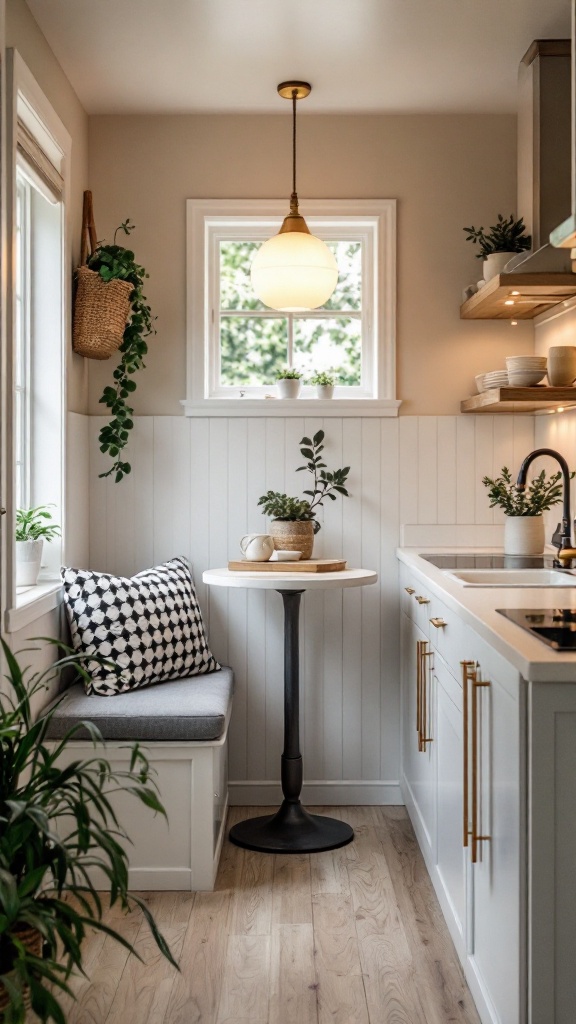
[277,81,311,100]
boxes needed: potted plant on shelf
[258,430,350,558]
[482,465,571,555]
[15,506,60,588]
[275,368,303,399]
[0,638,178,1023]
[463,213,531,282]
[309,371,336,399]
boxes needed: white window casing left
[1,51,72,631]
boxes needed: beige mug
[547,346,576,387]
[240,533,274,561]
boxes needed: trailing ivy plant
[87,220,156,483]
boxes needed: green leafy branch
[463,213,531,259]
[482,466,571,516]
[257,430,350,533]
[88,220,156,483]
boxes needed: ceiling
[26,0,571,116]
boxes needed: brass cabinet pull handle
[417,641,433,751]
[461,661,476,848]
[430,617,447,629]
[471,674,491,863]
[405,587,415,595]
[415,595,430,605]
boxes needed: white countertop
[397,547,576,682]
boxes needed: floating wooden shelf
[460,273,576,320]
[461,386,576,414]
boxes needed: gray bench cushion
[44,666,234,742]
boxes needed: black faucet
[516,448,574,567]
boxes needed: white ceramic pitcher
[240,533,274,561]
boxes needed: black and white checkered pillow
[61,557,220,696]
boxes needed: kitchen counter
[397,546,576,681]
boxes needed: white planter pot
[503,516,544,556]
[316,384,334,399]
[15,539,43,587]
[483,251,517,281]
[276,378,301,399]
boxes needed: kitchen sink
[444,569,576,587]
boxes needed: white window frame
[184,199,399,417]
[2,51,71,631]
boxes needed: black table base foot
[228,800,354,853]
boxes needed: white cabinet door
[435,654,467,957]
[401,611,436,861]
[466,661,521,1024]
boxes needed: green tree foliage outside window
[219,240,362,387]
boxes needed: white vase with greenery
[276,368,302,399]
[482,466,569,556]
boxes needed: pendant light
[250,81,338,312]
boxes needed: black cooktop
[420,553,557,570]
[497,608,576,651]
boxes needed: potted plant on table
[482,465,571,555]
[309,372,336,399]
[15,506,60,588]
[463,213,531,282]
[258,430,350,558]
[0,639,178,1024]
[275,368,302,399]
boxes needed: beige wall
[87,112,533,416]
[6,0,88,412]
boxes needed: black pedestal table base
[229,589,354,854]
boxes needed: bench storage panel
[46,669,233,891]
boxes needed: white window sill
[181,398,402,418]
[6,579,63,634]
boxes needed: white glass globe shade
[251,231,338,311]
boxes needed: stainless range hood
[550,2,576,250]
[508,36,573,272]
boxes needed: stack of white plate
[483,370,509,389]
[505,355,547,386]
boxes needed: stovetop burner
[497,608,576,651]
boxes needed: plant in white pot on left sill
[15,505,60,587]
[482,466,572,556]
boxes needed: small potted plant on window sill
[258,430,350,558]
[463,213,531,282]
[275,368,302,399]
[15,505,60,588]
[482,466,571,555]
[309,372,336,399]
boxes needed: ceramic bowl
[270,550,302,561]
[507,369,546,386]
[475,373,486,393]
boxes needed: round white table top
[203,567,378,590]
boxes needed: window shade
[17,119,63,203]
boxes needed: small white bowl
[507,370,546,386]
[475,373,486,393]
[270,550,302,561]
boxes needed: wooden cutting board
[228,558,347,573]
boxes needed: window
[5,51,70,605]
[186,199,398,415]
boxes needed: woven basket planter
[73,265,133,360]
[0,924,43,1015]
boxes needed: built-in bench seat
[45,668,234,891]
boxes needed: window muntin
[14,175,30,511]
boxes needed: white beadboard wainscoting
[85,413,535,804]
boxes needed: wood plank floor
[62,807,481,1024]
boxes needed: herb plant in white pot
[482,466,569,555]
[15,506,60,587]
[275,368,302,399]
[310,371,336,399]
